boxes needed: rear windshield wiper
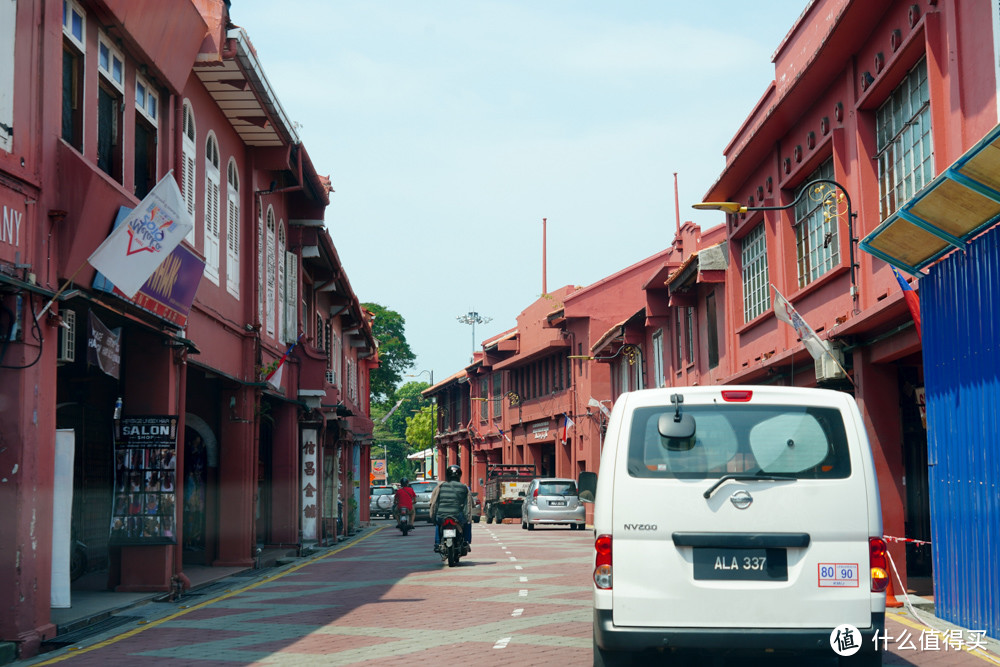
[703,473,796,499]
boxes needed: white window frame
[652,329,664,388]
[135,73,158,126]
[877,57,933,220]
[257,206,264,324]
[181,100,196,243]
[741,223,770,323]
[203,132,221,283]
[794,159,839,288]
[283,251,297,343]
[1,0,16,153]
[277,222,286,340]
[62,0,86,51]
[225,158,240,297]
[265,207,276,338]
[96,34,124,93]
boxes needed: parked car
[521,478,586,530]
[471,492,482,523]
[411,480,438,523]
[592,386,886,666]
[369,485,394,519]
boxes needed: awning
[592,308,646,356]
[491,336,570,371]
[860,123,1000,275]
[407,447,436,460]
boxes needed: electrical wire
[0,292,44,370]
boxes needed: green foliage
[372,381,432,483]
[363,303,416,403]
[405,404,437,453]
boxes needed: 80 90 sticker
[818,563,859,587]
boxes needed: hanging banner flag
[892,268,922,339]
[265,333,304,390]
[87,173,194,298]
[561,414,574,444]
[771,285,827,361]
[87,310,122,379]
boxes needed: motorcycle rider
[429,464,472,554]
[393,477,416,526]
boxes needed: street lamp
[693,179,858,309]
[406,369,434,386]
[456,310,492,359]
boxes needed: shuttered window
[203,133,220,283]
[225,159,240,297]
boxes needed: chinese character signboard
[301,430,318,541]
[110,416,178,544]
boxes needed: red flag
[892,268,921,339]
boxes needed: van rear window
[626,404,851,479]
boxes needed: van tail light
[721,390,753,402]
[869,537,890,592]
[594,534,613,589]
[533,488,539,497]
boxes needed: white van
[592,386,887,666]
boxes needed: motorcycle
[396,506,411,536]
[438,515,467,567]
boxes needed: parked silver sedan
[521,478,586,530]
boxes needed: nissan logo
[730,490,753,509]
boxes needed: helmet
[445,464,462,482]
[400,478,410,487]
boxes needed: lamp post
[406,369,434,386]
[456,310,492,359]
[693,179,858,309]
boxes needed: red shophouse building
[425,227,722,514]
[621,0,998,597]
[0,1,375,658]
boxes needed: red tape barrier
[885,535,931,546]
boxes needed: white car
[592,386,886,666]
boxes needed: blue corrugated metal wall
[923,222,1000,639]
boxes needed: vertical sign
[301,430,318,541]
[110,416,178,544]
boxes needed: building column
[269,401,299,546]
[214,386,256,567]
[853,350,908,592]
[0,320,57,656]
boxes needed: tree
[363,303,416,404]
[372,381,431,482]
[405,404,437,453]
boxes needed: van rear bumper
[594,609,884,655]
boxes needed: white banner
[51,429,75,608]
[87,173,194,297]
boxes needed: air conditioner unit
[325,369,337,386]
[57,310,76,364]
[814,341,847,383]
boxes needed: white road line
[493,637,511,649]
[505,550,512,554]
[515,565,523,570]
[519,576,528,582]
[519,589,528,596]
[509,557,517,561]
[511,608,524,617]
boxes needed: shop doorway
[182,426,208,563]
[899,366,932,580]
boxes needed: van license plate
[693,548,788,581]
[549,500,566,506]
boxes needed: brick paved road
[24,520,999,666]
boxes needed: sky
[232,0,810,388]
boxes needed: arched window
[181,101,196,244]
[265,207,276,338]
[277,222,286,341]
[225,158,240,297]
[203,133,221,283]
[257,206,264,326]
